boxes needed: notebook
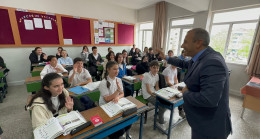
[83,81,101,91]
[100,98,137,118]
[90,115,103,127]
[33,111,86,139]
[68,86,89,94]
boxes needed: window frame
[139,22,153,51]
[167,17,194,56]
[209,7,260,65]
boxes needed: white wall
[0,0,136,23]
[212,0,260,11]
[0,0,136,85]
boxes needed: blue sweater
[117,64,127,78]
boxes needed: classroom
[0,0,260,138]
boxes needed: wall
[212,0,260,11]
[0,0,136,85]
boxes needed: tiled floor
[0,85,259,139]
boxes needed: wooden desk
[153,92,185,139]
[25,73,68,93]
[241,77,260,118]
[31,67,44,77]
[122,75,143,96]
[32,63,46,67]
[57,96,148,139]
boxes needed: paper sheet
[103,22,108,27]
[24,19,34,30]
[108,23,114,28]
[95,37,99,44]
[98,21,103,28]
[99,37,105,42]
[64,39,73,45]
[33,18,43,28]
[99,29,103,36]
[44,20,52,30]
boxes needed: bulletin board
[117,24,134,45]
[0,8,15,44]
[61,16,91,45]
[15,11,59,44]
[93,21,115,44]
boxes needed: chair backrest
[158,73,167,89]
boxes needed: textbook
[33,111,86,139]
[90,115,103,127]
[101,98,137,118]
[83,81,101,91]
[155,87,182,99]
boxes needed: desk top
[32,63,46,67]
[32,67,44,72]
[57,96,146,139]
[25,73,68,83]
[241,76,260,98]
[122,75,144,84]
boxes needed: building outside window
[210,7,260,64]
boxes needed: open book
[101,98,137,118]
[155,87,182,99]
[33,111,86,139]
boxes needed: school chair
[135,95,154,124]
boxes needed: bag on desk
[71,96,85,112]
[80,95,97,110]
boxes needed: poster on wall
[44,20,52,30]
[24,19,34,30]
[33,18,43,28]
[93,21,114,44]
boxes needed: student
[142,47,148,57]
[102,51,115,78]
[0,56,6,69]
[163,50,174,67]
[40,55,67,78]
[88,46,103,80]
[56,47,63,59]
[29,47,47,71]
[128,44,136,56]
[162,64,178,87]
[108,47,112,52]
[136,56,149,75]
[99,61,131,138]
[27,73,74,129]
[81,46,89,63]
[178,50,191,61]
[58,50,73,67]
[142,60,166,124]
[122,50,133,76]
[115,53,127,78]
[131,48,141,65]
[147,47,156,62]
[122,50,129,65]
[69,57,92,87]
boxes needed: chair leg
[241,108,245,118]
[144,110,148,124]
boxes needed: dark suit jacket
[88,53,103,67]
[168,47,232,138]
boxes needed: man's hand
[96,61,100,65]
[156,49,167,60]
[43,54,47,60]
[182,86,188,94]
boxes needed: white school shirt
[69,68,91,87]
[40,64,68,77]
[99,76,123,106]
[51,96,60,115]
[142,72,159,99]
[93,53,99,60]
[162,66,177,85]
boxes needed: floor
[0,85,260,139]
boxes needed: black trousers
[108,125,131,139]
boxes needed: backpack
[80,95,97,110]
[158,73,167,89]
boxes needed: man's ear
[44,86,49,90]
[196,40,204,49]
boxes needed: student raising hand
[65,96,74,112]
[116,78,122,92]
[73,64,78,73]
[55,67,64,73]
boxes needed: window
[167,17,194,56]
[210,7,260,64]
[139,22,153,51]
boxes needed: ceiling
[101,0,210,12]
